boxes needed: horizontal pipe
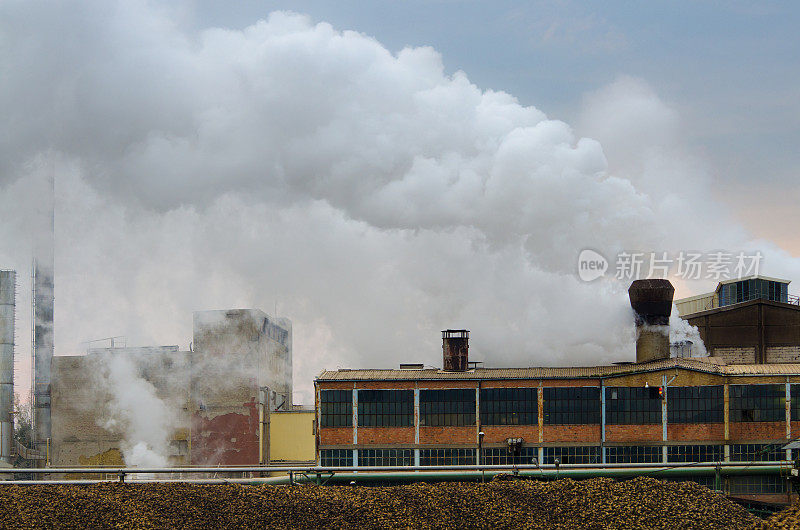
[6,461,788,475]
[247,466,790,486]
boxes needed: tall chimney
[32,170,54,453]
[628,279,674,363]
[0,270,15,463]
[442,330,469,371]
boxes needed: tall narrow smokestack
[628,279,674,363]
[0,270,15,463]
[442,330,469,371]
[32,171,54,453]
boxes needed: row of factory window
[320,384,799,427]
[320,443,789,468]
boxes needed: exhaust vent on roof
[399,363,424,370]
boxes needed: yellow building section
[269,410,315,463]
[78,448,124,467]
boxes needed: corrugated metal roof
[316,357,800,381]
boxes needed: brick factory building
[315,279,800,504]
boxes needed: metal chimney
[0,270,15,463]
[442,330,469,371]
[628,279,674,363]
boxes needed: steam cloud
[94,352,184,468]
[1,1,800,419]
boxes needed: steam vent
[628,279,675,363]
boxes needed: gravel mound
[0,477,761,529]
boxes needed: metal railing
[698,293,800,312]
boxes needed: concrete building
[51,309,292,468]
[315,280,800,504]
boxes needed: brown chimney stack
[628,279,674,363]
[442,330,469,371]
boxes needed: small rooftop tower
[442,330,469,371]
[628,279,674,363]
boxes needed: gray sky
[1,1,799,405]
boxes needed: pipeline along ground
[0,476,792,529]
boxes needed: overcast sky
[191,0,800,248]
[1,1,798,405]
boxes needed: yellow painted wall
[269,411,316,462]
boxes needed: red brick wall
[482,381,538,388]
[790,421,800,437]
[419,381,477,389]
[319,382,355,390]
[482,425,538,444]
[729,422,786,441]
[319,427,353,445]
[542,379,600,387]
[419,426,476,444]
[191,399,259,465]
[356,382,416,390]
[358,427,414,444]
[605,424,662,442]
[667,423,724,441]
[542,424,601,442]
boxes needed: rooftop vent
[399,363,424,370]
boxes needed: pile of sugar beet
[0,476,796,529]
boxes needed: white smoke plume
[1,2,800,412]
[94,353,182,468]
[669,310,708,358]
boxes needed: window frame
[357,389,414,428]
[605,386,662,425]
[667,386,724,424]
[480,387,538,426]
[319,389,353,427]
[543,387,601,425]
[419,389,476,427]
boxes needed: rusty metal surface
[629,279,674,325]
[442,330,469,372]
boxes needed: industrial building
[316,279,800,504]
[50,308,293,467]
[675,275,800,364]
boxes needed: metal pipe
[1,465,787,485]
[5,461,787,475]
[245,465,790,485]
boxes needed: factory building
[675,276,800,364]
[315,279,800,503]
[51,308,292,468]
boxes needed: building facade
[316,357,799,502]
[675,276,800,364]
[51,308,292,468]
